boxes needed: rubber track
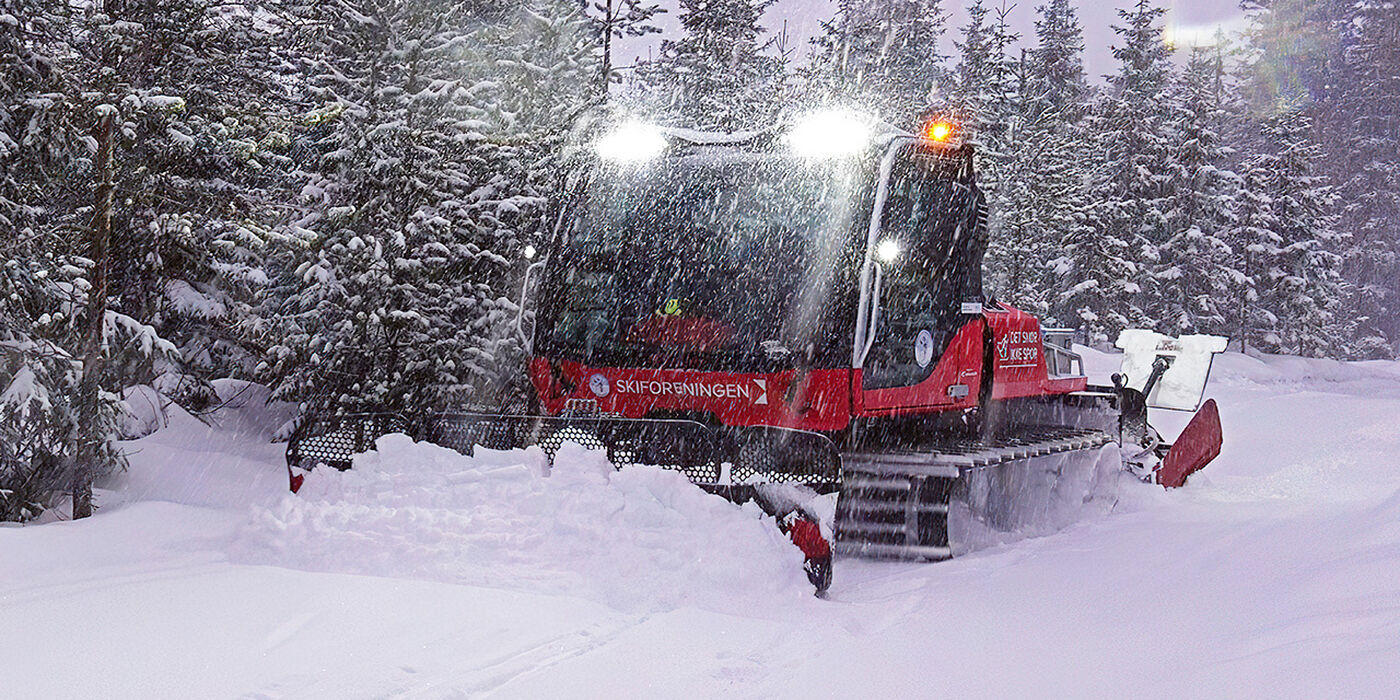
[834,426,1112,560]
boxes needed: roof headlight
[786,110,873,159]
[595,121,668,163]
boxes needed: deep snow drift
[237,436,808,612]
[4,348,1400,698]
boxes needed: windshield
[538,153,870,369]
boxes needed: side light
[595,121,668,162]
[786,110,873,158]
[876,239,901,263]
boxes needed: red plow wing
[1157,398,1222,488]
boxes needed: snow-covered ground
[4,350,1400,698]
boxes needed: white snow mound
[119,385,172,439]
[234,435,809,612]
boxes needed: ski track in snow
[3,350,1400,698]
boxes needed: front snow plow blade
[1113,331,1228,488]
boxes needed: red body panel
[530,358,853,431]
[856,321,984,415]
[529,303,1087,430]
[983,305,1087,399]
[853,304,1086,417]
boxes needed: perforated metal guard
[430,413,725,483]
[286,413,412,471]
[285,412,841,489]
[730,427,842,486]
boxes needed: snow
[119,384,171,438]
[163,279,228,320]
[102,380,294,509]
[236,437,807,613]
[1,366,48,416]
[5,351,1400,697]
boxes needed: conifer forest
[2,0,1397,521]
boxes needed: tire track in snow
[399,615,653,698]
[0,557,228,606]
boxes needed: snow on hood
[233,435,810,613]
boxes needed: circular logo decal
[588,373,610,398]
[915,329,935,368]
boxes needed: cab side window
[863,152,975,391]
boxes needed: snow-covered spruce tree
[0,2,43,229]
[1152,47,1247,336]
[1,8,176,519]
[1243,106,1349,357]
[804,0,880,104]
[808,0,950,127]
[264,0,540,417]
[953,4,1052,316]
[952,0,993,116]
[585,0,664,89]
[1232,133,1282,354]
[1240,0,1345,117]
[471,0,603,405]
[1240,0,1396,357]
[1027,0,1089,122]
[60,0,293,407]
[987,130,1057,318]
[1330,0,1400,356]
[0,2,71,520]
[1026,1,1097,330]
[0,213,166,522]
[0,248,135,522]
[952,0,1018,143]
[950,0,1018,222]
[1061,0,1175,343]
[978,0,1098,327]
[488,0,601,135]
[631,0,784,129]
[995,121,1099,324]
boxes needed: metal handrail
[857,262,884,368]
[515,260,545,353]
[1041,329,1084,378]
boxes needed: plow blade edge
[1156,398,1222,488]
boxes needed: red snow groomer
[287,111,1226,593]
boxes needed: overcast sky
[616,0,1251,81]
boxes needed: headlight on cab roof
[595,121,669,163]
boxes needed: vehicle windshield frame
[535,150,878,370]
